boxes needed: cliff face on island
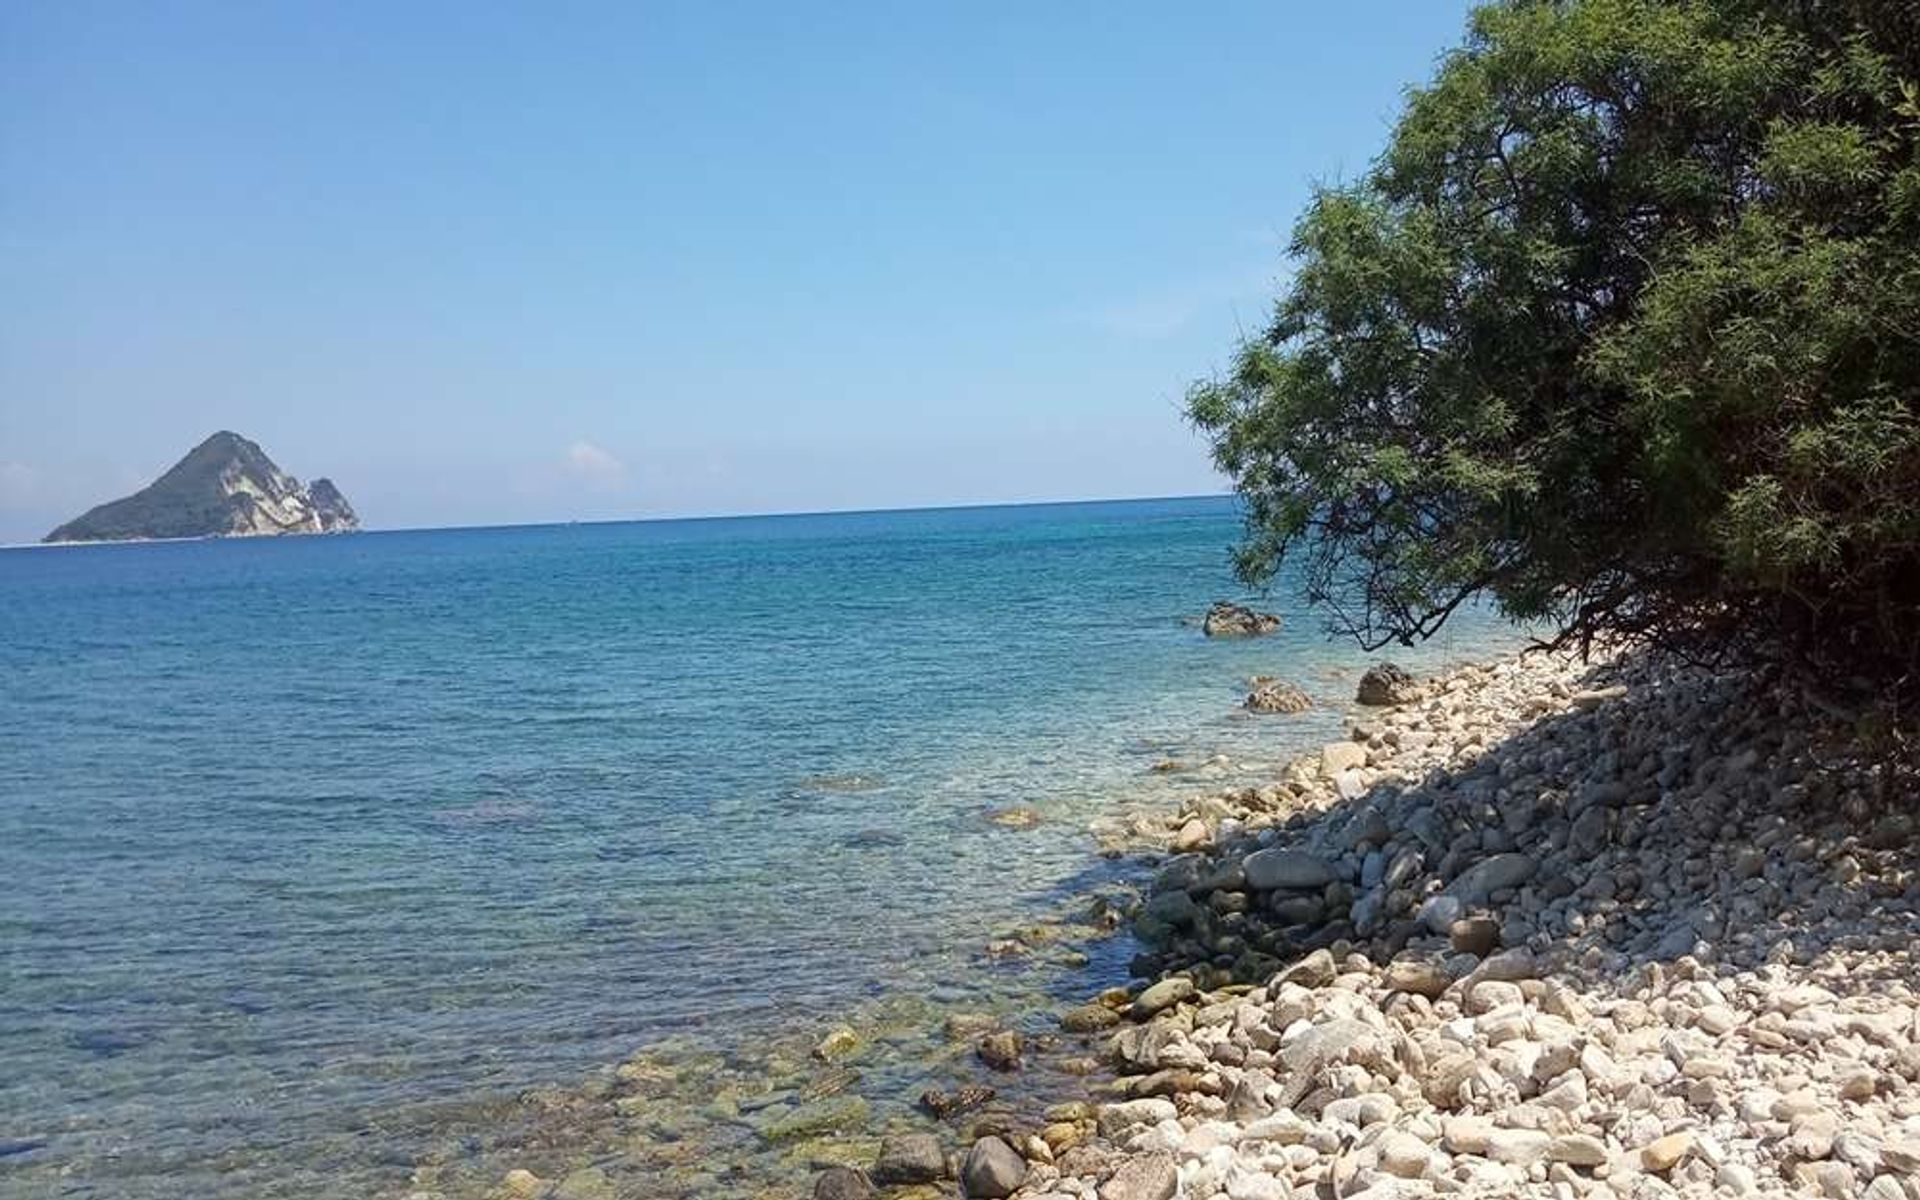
[44,431,360,543]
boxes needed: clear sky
[2,1,1476,540]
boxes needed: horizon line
[5,490,1239,550]
[383,490,1239,534]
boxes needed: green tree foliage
[1189,0,1920,682]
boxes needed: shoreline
[366,646,1530,1200]
[371,653,1516,1200]
[805,647,1919,1200]
[28,635,1908,1200]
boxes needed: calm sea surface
[0,496,1516,1198]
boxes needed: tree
[1188,0,1920,687]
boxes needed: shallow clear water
[0,496,1516,1197]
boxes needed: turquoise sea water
[0,496,1515,1198]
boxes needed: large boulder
[959,1137,1027,1198]
[1356,662,1418,705]
[1202,601,1282,637]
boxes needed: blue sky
[1,1,1476,540]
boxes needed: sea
[0,495,1520,1199]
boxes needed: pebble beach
[811,646,1920,1200]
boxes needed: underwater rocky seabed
[3,661,1517,1200]
[366,661,1535,1200]
[372,671,1504,1200]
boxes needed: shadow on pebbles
[893,647,1920,1200]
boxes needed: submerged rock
[975,1030,1024,1071]
[812,1025,861,1062]
[985,806,1043,829]
[497,1169,547,1199]
[758,1095,869,1142]
[813,1166,875,1200]
[552,1167,613,1200]
[919,1085,996,1120]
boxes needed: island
[44,431,359,543]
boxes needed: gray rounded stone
[959,1136,1027,1198]
[1244,848,1337,891]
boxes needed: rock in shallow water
[918,1085,996,1119]
[813,1166,875,1200]
[1245,678,1312,714]
[975,1030,1024,1071]
[1171,817,1211,852]
[872,1133,946,1184]
[985,806,1042,829]
[760,1095,869,1142]
[1202,601,1281,637]
[812,1024,861,1062]
[1060,1004,1121,1033]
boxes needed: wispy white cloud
[564,440,628,489]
